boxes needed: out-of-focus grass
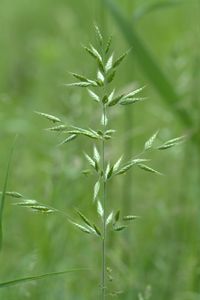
[0,0,199,299]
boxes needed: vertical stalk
[101,104,107,300]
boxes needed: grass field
[0,0,200,299]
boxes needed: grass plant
[0,25,186,299]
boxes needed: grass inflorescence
[0,25,186,300]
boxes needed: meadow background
[0,0,200,299]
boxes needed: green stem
[101,104,107,300]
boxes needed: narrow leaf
[97,201,104,218]
[76,209,92,227]
[93,180,100,201]
[113,156,123,172]
[90,44,103,63]
[14,199,56,214]
[87,89,100,102]
[108,89,115,103]
[119,97,147,105]
[113,50,129,68]
[113,225,127,232]
[0,137,16,251]
[14,199,37,206]
[30,206,55,214]
[132,158,150,164]
[115,158,149,175]
[138,164,163,175]
[105,53,114,72]
[71,73,92,83]
[0,191,23,199]
[106,212,113,226]
[115,162,133,175]
[105,129,116,135]
[144,131,159,150]
[105,163,113,180]
[84,44,104,71]
[71,222,91,234]
[107,70,116,83]
[93,224,101,236]
[107,94,124,107]
[114,210,120,222]
[94,24,103,45]
[105,163,110,179]
[59,134,77,145]
[68,127,100,139]
[47,125,68,132]
[84,153,96,169]
[67,131,98,139]
[164,135,186,145]
[97,70,104,83]
[35,111,61,123]
[157,135,186,150]
[123,215,139,221]
[85,224,97,235]
[84,46,98,59]
[0,269,87,289]
[157,143,177,150]
[93,145,100,163]
[66,82,97,88]
[105,36,112,54]
[124,86,146,98]
[23,204,55,214]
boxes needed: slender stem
[101,104,107,300]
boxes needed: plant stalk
[101,104,107,300]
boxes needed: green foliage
[0,138,16,251]
[59,134,77,145]
[157,135,186,150]
[87,89,100,103]
[56,26,177,298]
[93,180,100,201]
[123,215,139,221]
[0,191,23,199]
[102,0,193,126]
[115,159,150,175]
[0,0,191,300]
[70,221,93,234]
[0,269,88,289]
[144,131,159,151]
[137,163,163,175]
[97,201,104,219]
[113,225,127,232]
[34,112,61,123]
[76,209,93,228]
[14,199,56,214]
[133,0,183,22]
[1,25,181,299]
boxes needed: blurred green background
[0,0,200,299]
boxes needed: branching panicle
[1,25,186,299]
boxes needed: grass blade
[0,269,87,288]
[102,0,192,126]
[133,0,184,22]
[0,137,16,251]
[35,111,61,123]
